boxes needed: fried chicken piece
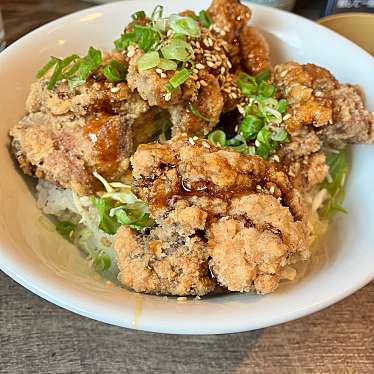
[207,0,251,67]
[209,194,307,294]
[273,62,374,191]
[273,62,337,133]
[115,223,215,296]
[169,72,224,137]
[9,78,163,195]
[124,136,308,295]
[239,26,272,75]
[322,84,374,146]
[127,50,182,108]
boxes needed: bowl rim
[1,0,374,335]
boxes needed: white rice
[36,180,119,279]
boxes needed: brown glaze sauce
[84,114,121,177]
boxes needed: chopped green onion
[198,10,212,28]
[92,197,119,235]
[151,5,164,20]
[238,72,257,96]
[134,24,160,52]
[187,102,213,123]
[240,115,263,140]
[161,39,192,62]
[103,60,127,83]
[56,221,75,236]
[93,252,112,272]
[257,127,272,146]
[208,130,226,147]
[137,51,160,71]
[257,81,275,97]
[36,57,59,79]
[114,32,136,50]
[158,58,177,70]
[169,14,200,37]
[278,99,288,113]
[319,149,348,219]
[271,127,288,142]
[48,60,64,90]
[166,68,191,90]
[255,68,271,83]
[131,10,146,20]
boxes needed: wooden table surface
[1,1,373,373]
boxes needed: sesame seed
[110,87,120,93]
[167,29,173,37]
[220,67,225,74]
[231,93,238,99]
[208,38,214,47]
[207,61,215,68]
[315,91,323,97]
[203,38,210,47]
[196,41,201,49]
[288,171,295,177]
[234,125,238,132]
[227,60,232,69]
[196,63,205,70]
[156,68,163,74]
[273,155,280,162]
[269,186,275,194]
[164,92,172,102]
[283,114,291,121]
[280,70,288,77]
[256,185,262,190]
[160,73,167,79]
[188,138,195,145]
[214,46,221,51]
[202,141,211,148]
[200,80,208,87]
[193,136,199,141]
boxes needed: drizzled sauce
[84,114,121,176]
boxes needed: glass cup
[0,9,5,51]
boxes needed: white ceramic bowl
[0,0,373,335]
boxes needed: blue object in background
[325,0,374,16]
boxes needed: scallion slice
[151,5,164,20]
[161,39,192,62]
[133,24,160,52]
[198,10,212,28]
[36,57,59,79]
[208,130,226,147]
[187,102,212,123]
[166,68,191,90]
[103,60,127,83]
[157,58,177,70]
[168,14,200,37]
[137,51,160,71]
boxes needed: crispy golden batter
[115,223,215,296]
[239,26,271,75]
[115,136,308,295]
[9,78,160,195]
[273,62,336,133]
[209,194,307,293]
[207,0,251,67]
[169,72,224,137]
[273,61,374,191]
[323,84,374,146]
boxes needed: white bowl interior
[0,0,374,334]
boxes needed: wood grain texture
[0,1,373,373]
[1,272,373,374]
